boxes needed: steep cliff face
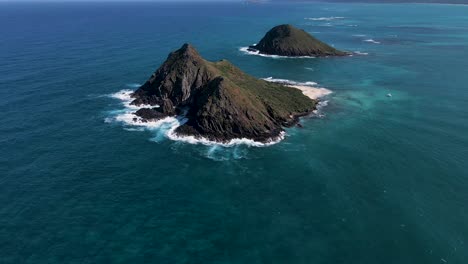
[131,44,216,108]
[131,44,317,142]
[250,24,347,57]
[176,76,281,141]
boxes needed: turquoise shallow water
[1,2,468,263]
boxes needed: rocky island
[130,43,318,143]
[248,24,348,57]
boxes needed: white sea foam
[110,89,133,101]
[364,39,381,44]
[239,47,316,59]
[352,34,367,37]
[167,128,285,147]
[353,51,369,56]
[305,16,345,21]
[126,83,142,88]
[114,112,178,129]
[313,100,329,118]
[108,77,335,147]
[107,89,286,147]
[109,89,157,109]
[204,145,248,161]
[124,127,145,132]
[241,46,355,59]
[263,77,318,86]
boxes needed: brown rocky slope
[130,43,317,142]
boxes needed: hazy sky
[13,0,243,1]
[2,0,466,3]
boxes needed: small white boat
[386,93,392,97]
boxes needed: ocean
[1,2,467,263]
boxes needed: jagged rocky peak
[131,43,216,107]
[249,24,348,57]
[130,43,317,143]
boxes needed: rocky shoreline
[129,43,318,143]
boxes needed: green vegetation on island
[249,24,348,57]
[131,43,317,142]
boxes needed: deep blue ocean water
[1,2,468,263]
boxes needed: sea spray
[364,39,381,44]
[239,47,317,59]
[108,89,287,147]
[304,16,345,21]
[262,77,318,87]
[107,77,332,147]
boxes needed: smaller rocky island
[130,43,320,143]
[248,24,348,57]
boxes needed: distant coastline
[269,0,468,5]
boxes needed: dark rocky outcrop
[131,44,215,107]
[249,24,348,57]
[134,108,168,121]
[131,43,317,143]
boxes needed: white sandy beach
[288,85,332,100]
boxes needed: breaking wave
[240,47,357,59]
[239,47,316,59]
[109,89,157,109]
[263,77,318,86]
[305,16,345,21]
[313,100,329,118]
[364,39,381,44]
[107,89,285,147]
[167,129,285,148]
[352,51,369,56]
[126,83,142,88]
